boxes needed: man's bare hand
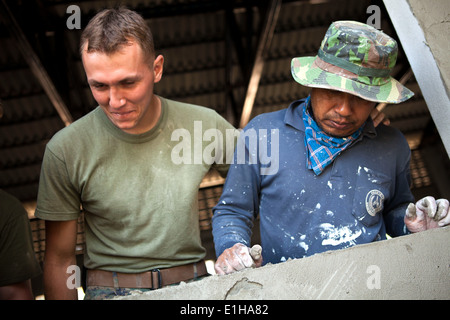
[214,243,263,275]
[405,196,450,233]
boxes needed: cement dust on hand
[250,244,262,261]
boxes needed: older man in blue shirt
[212,21,450,274]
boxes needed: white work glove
[405,196,450,233]
[214,243,263,275]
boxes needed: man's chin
[110,119,137,133]
[322,128,353,139]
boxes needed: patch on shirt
[365,189,384,216]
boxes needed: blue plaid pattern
[302,96,363,175]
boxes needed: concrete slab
[116,226,449,300]
[384,0,450,157]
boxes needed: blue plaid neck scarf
[302,96,364,175]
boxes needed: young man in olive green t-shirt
[35,7,237,300]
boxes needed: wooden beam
[0,0,73,126]
[239,0,281,129]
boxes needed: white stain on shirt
[319,223,362,247]
[357,166,381,183]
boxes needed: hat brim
[291,56,414,104]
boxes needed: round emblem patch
[365,189,384,216]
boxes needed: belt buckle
[151,268,162,289]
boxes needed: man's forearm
[384,204,410,237]
[43,219,79,300]
[43,257,77,300]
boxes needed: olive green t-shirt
[35,97,237,273]
[0,190,42,286]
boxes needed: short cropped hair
[80,7,155,63]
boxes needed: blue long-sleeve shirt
[212,99,414,265]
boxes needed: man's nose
[109,87,125,108]
[335,94,353,117]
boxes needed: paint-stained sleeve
[212,126,262,257]
[383,147,415,237]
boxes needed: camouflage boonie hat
[291,21,414,103]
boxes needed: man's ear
[153,54,164,83]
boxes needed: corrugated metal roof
[0,0,449,206]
